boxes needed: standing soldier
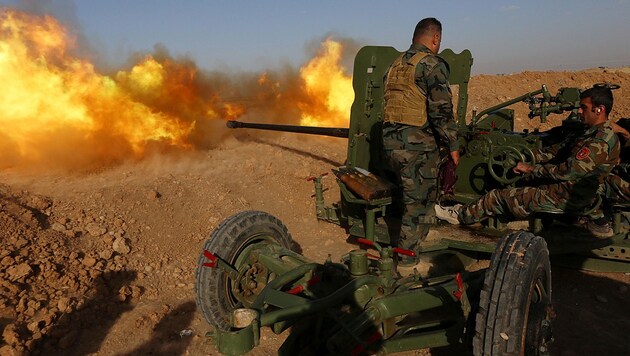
[382,17,460,263]
[435,86,620,238]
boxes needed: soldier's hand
[450,151,460,167]
[513,162,534,174]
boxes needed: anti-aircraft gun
[225,47,628,266]
[195,46,629,355]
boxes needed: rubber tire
[473,231,553,356]
[195,210,295,331]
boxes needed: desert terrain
[1,68,630,356]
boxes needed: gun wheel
[473,231,554,356]
[195,210,295,331]
[488,146,525,184]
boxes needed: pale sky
[2,0,630,74]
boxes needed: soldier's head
[413,18,442,54]
[578,86,613,126]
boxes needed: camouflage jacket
[387,44,459,151]
[532,121,620,185]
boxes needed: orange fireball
[0,9,354,171]
[299,38,354,127]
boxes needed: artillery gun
[195,46,629,355]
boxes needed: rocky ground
[1,68,629,355]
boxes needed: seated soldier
[435,86,621,238]
[574,119,630,234]
[594,118,630,210]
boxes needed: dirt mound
[0,185,141,354]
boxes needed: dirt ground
[1,68,630,355]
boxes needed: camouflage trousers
[459,182,598,224]
[382,123,440,253]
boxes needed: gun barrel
[227,120,349,138]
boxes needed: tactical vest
[383,52,429,126]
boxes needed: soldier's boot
[434,204,462,225]
[396,224,432,275]
[586,217,614,238]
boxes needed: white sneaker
[434,204,462,225]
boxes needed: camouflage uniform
[458,121,620,224]
[598,126,630,207]
[382,44,459,253]
[585,132,630,218]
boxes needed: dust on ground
[1,68,629,355]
